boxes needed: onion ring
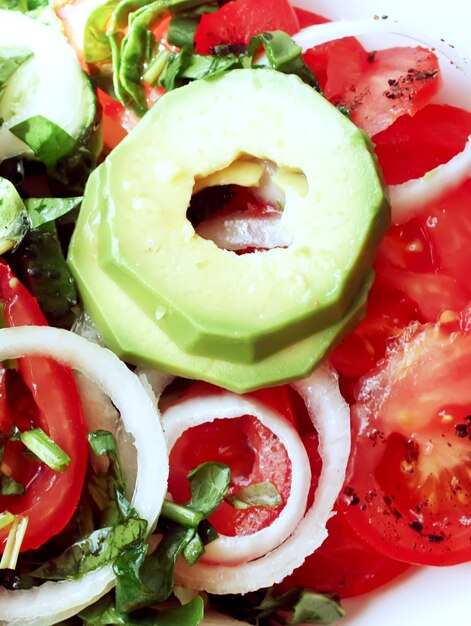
[0,326,168,626]
[173,363,350,594]
[162,392,311,565]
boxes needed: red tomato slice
[294,7,328,28]
[338,309,471,566]
[278,508,410,598]
[347,47,441,136]
[373,104,471,185]
[0,262,88,553]
[303,37,366,102]
[194,0,300,54]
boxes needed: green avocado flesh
[91,69,389,364]
[69,165,374,392]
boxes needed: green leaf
[249,31,322,93]
[167,15,199,48]
[182,532,204,564]
[25,196,82,229]
[9,115,77,169]
[79,593,204,625]
[0,46,33,88]
[113,543,155,614]
[187,461,231,517]
[0,474,25,496]
[289,590,346,625]
[225,481,282,510]
[0,176,31,253]
[84,0,120,64]
[33,518,147,580]
[114,525,195,612]
[160,500,203,528]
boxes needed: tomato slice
[373,104,471,185]
[338,310,471,566]
[0,262,88,553]
[194,0,300,54]
[304,43,441,136]
[278,508,410,598]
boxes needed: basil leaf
[32,518,147,580]
[0,474,25,496]
[0,176,30,253]
[187,461,231,517]
[0,46,33,88]
[84,0,120,64]
[289,590,346,625]
[79,593,204,625]
[25,196,82,229]
[114,525,195,612]
[226,481,282,510]
[9,115,77,169]
[249,31,322,93]
[117,0,211,114]
[167,15,199,48]
[182,531,204,564]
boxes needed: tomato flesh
[278,508,411,598]
[0,263,88,553]
[168,414,292,538]
[339,310,471,566]
[194,0,300,54]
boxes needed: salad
[0,0,470,624]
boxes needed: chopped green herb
[186,461,231,517]
[20,428,71,472]
[32,517,147,580]
[289,590,346,625]
[225,480,282,510]
[0,474,25,496]
[160,500,203,528]
[167,14,199,48]
[182,531,204,564]
[0,511,15,531]
[0,515,28,570]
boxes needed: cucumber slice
[0,10,97,163]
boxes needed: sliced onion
[196,211,292,250]
[173,363,350,594]
[390,136,471,223]
[162,393,311,565]
[0,326,168,626]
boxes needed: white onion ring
[162,393,311,565]
[390,136,471,223]
[173,363,350,594]
[0,326,168,626]
[196,212,292,250]
[278,20,471,225]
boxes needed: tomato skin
[0,262,88,553]
[194,0,300,54]
[338,311,471,566]
[278,508,411,598]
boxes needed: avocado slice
[96,69,388,364]
[68,166,373,392]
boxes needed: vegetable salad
[0,0,471,624]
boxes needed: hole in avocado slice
[187,159,307,253]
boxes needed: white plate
[290,1,471,625]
